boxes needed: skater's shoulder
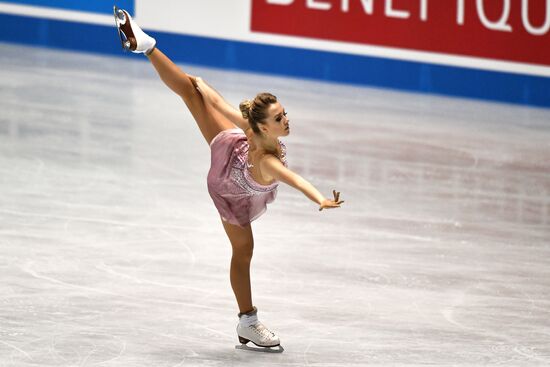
[243,127,254,139]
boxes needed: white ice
[0,43,549,366]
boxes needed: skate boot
[113,6,156,55]
[235,306,284,353]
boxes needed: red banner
[251,0,550,66]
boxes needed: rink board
[0,1,550,108]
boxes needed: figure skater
[113,7,344,353]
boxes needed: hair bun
[239,99,253,119]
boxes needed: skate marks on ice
[439,284,550,364]
[1,43,550,365]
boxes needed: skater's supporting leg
[222,220,254,314]
[146,48,234,144]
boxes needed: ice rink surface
[0,43,549,366]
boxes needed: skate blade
[114,6,126,21]
[112,6,130,51]
[235,344,284,353]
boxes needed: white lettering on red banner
[252,0,550,66]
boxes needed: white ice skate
[234,307,284,353]
[113,6,156,55]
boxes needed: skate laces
[250,322,276,339]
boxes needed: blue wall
[1,0,134,15]
[0,11,548,108]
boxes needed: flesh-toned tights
[147,49,255,314]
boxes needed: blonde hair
[239,93,277,135]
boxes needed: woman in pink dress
[114,7,344,352]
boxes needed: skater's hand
[319,190,344,211]
[193,77,213,102]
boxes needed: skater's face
[259,102,290,138]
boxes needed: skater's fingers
[328,200,343,209]
[194,77,207,93]
[194,80,204,93]
[190,76,203,87]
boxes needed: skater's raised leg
[114,6,234,145]
[146,49,234,145]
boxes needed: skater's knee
[232,248,253,262]
[231,241,254,261]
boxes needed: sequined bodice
[207,128,287,226]
[230,139,288,196]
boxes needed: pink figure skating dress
[207,128,288,227]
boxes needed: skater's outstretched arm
[194,77,250,131]
[260,155,344,211]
